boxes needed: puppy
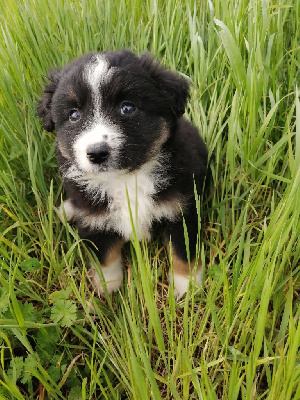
[37,50,208,299]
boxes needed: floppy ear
[139,53,190,118]
[36,70,61,132]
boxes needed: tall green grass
[0,0,299,398]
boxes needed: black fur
[37,50,208,288]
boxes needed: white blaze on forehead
[84,55,111,120]
[85,55,110,91]
[74,55,121,172]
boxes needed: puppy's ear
[36,70,61,132]
[139,53,190,118]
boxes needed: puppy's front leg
[164,210,202,299]
[79,228,124,295]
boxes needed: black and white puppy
[37,50,208,299]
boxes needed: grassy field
[0,0,299,398]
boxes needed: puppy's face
[37,51,189,175]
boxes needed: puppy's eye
[69,109,81,122]
[120,102,136,116]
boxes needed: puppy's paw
[58,199,75,222]
[168,267,202,300]
[88,257,123,296]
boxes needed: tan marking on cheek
[57,143,71,159]
[159,121,170,145]
[102,240,124,267]
[149,120,170,157]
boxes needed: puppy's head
[37,50,189,174]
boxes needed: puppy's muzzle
[86,143,110,164]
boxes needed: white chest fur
[66,160,181,240]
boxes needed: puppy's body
[38,50,208,298]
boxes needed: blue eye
[69,109,81,122]
[120,102,136,116]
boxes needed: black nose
[86,143,110,164]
